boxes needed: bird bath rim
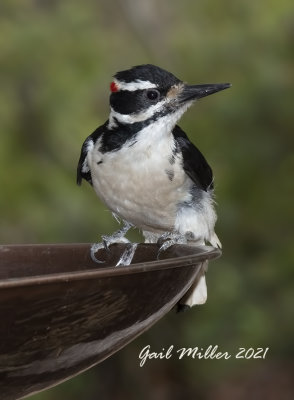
[0,243,221,288]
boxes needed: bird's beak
[179,83,231,103]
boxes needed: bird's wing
[77,125,105,186]
[172,125,214,191]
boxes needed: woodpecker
[77,64,230,309]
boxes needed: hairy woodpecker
[77,64,230,309]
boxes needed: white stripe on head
[108,100,165,127]
[113,78,157,92]
[108,98,192,130]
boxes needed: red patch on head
[110,81,119,92]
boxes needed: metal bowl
[0,243,221,400]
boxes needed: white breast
[87,121,192,232]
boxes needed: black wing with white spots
[77,124,105,186]
[172,125,214,191]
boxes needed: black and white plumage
[77,64,230,308]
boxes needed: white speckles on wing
[86,139,94,153]
[81,159,89,173]
[80,140,93,173]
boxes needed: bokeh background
[1,0,294,399]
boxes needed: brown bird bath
[0,243,221,400]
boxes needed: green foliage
[0,0,293,398]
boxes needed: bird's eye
[146,89,160,101]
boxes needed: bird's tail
[209,231,222,249]
[178,232,221,310]
[178,260,208,310]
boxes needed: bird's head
[108,64,231,129]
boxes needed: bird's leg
[101,221,133,250]
[90,220,133,263]
[157,231,195,259]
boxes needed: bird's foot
[90,220,133,263]
[157,231,193,259]
[90,236,131,263]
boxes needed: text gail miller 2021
[138,345,269,367]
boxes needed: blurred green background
[1,0,294,399]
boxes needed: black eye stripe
[110,88,166,114]
[110,90,145,114]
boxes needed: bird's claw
[91,236,131,263]
[90,220,134,264]
[116,243,138,267]
[102,236,112,252]
[157,232,188,260]
[90,242,106,263]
